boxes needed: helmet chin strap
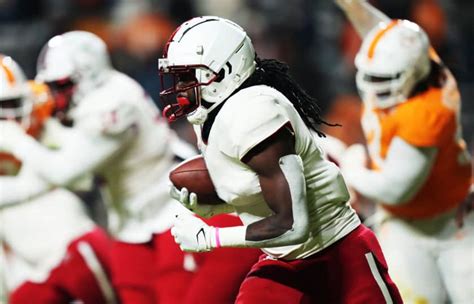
[186,98,226,125]
[187,106,208,125]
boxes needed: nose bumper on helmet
[162,96,196,122]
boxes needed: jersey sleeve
[73,98,139,137]
[217,94,290,160]
[395,97,456,147]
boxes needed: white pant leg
[374,214,447,304]
[0,242,7,303]
[437,212,474,304]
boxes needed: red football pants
[236,224,403,304]
[184,215,261,304]
[110,214,260,304]
[9,227,114,304]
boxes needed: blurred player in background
[0,32,258,304]
[160,16,402,303]
[335,1,473,303]
[0,55,114,304]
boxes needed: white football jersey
[0,118,95,288]
[69,71,192,242]
[0,188,94,287]
[312,134,347,166]
[196,85,360,260]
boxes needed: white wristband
[213,226,247,248]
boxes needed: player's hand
[0,120,27,154]
[340,144,368,172]
[169,186,217,218]
[171,213,216,252]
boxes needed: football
[169,155,221,204]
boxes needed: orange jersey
[361,68,472,219]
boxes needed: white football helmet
[36,31,112,112]
[159,16,256,124]
[355,20,430,109]
[0,55,33,128]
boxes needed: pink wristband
[214,227,221,248]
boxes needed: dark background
[1,0,473,150]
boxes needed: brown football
[169,155,222,204]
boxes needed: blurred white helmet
[355,20,430,109]
[36,31,112,111]
[159,16,256,124]
[0,55,33,128]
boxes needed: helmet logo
[196,45,204,55]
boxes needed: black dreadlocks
[202,56,338,142]
[245,57,338,137]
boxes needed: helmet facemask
[159,59,219,123]
[0,55,32,129]
[356,55,429,109]
[44,77,76,122]
[0,95,33,129]
[356,69,410,109]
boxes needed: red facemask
[46,78,76,118]
[159,64,217,122]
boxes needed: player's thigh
[50,241,111,304]
[109,240,156,304]
[236,274,308,304]
[184,247,260,304]
[438,212,474,304]
[9,281,67,304]
[375,218,447,303]
[73,228,115,303]
[153,231,195,304]
[328,225,401,304]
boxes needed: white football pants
[373,209,474,304]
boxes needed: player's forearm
[344,167,415,204]
[12,136,89,186]
[213,155,310,248]
[213,216,309,249]
[335,0,390,38]
[344,138,437,205]
[11,128,122,186]
[0,174,51,207]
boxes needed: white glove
[171,213,216,252]
[0,120,28,154]
[170,186,232,218]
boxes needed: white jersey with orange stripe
[341,137,437,205]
